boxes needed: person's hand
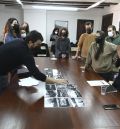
[46,77,68,84]
[72,55,81,60]
[80,66,85,70]
[55,79,68,84]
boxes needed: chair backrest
[36,43,50,57]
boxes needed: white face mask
[55,31,58,34]
[21,33,26,38]
[108,31,113,37]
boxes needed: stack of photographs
[44,68,63,79]
[44,84,85,108]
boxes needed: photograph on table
[57,89,68,97]
[44,68,63,79]
[44,98,58,107]
[69,98,84,107]
[67,88,82,98]
[46,84,56,90]
[46,90,57,97]
[57,98,70,107]
[44,83,85,108]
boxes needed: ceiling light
[32,5,79,11]
[32,0,106,11]
[16,0,23,6]
[86,0,106,10]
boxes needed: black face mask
[86,28,92,34]
[61,32,66,37]
[95,37,102,44]
[13,24,20,33]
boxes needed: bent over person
[0,30,67,92]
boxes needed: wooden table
[0,57,120,129]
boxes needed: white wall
[24,9,47,42]
[0,3,119,45]
[46,9,104,45]
[104,3,120,31]
[24,8,104,45]
[0,6,23,41]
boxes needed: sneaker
[106,85,117,93]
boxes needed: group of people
[72,22,120,87]
[0,17,120,93]
[3,18,29,43]
[0,17,68,93]
[50,27,70,58]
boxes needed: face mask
[61,32,66,37]
[55,31,58,35]
[13,24,20,33]
[86,28,92,34]
[108,31,113,37]
[21,33,26,38]
[95,37,102,44]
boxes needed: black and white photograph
[67,84,77,90]
[44,68,63,79]
[44,83,84,108]
[56,84,66,90]
[44,98,58,108]
[69,98,84,107]
[46,84,56,90]
[46,90,57,97]
[57,89,68,97]
[44,68,53,77]
[57,98,70,107]
[67,89,82,98]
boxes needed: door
[76,19,94,42]
[101,13,113,35]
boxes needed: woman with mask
[55,28,70,58]
[73,22,96,63]
[20,22,30,39]
[50,27,59,55]
[3,18,21,43]
[85,31,119,82]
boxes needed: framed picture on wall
[55,20,68,30]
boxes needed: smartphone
[103,104,120,110]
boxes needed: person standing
[55,28,70,58]
[3,18,21,43]
[50,27,59,55]
[73,22,96,63]
[106,25,120,45]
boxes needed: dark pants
[51,45,55,55]
[98,72,116,82]
[0,75,8,93]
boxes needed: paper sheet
[19,77,40,86]
[87,80,109,86]
[17,80,46,104]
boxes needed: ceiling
[0,0,119,9]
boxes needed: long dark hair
[52,27,59,35]
[3,18,21,38]
[94,31,105,60]
[59,28,68,38]
[21,22,30,34]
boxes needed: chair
[32,43,50,57]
